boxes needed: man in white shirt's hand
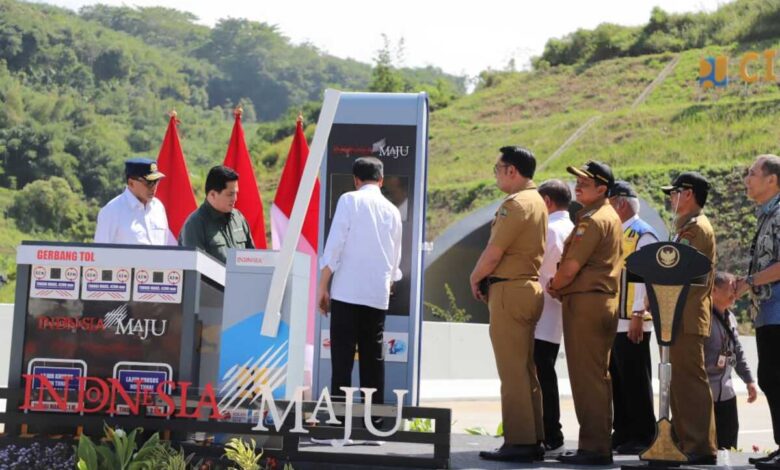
[318,157,403,406]
[318,283,331,315]
[93,158,176,246]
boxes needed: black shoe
[755,450,780,470]
[611,432,627,451]
[615,441,650,455]
[557,449,613,465]
[687,454,716,465]
[751,448,780,465]
[479,443,543,462]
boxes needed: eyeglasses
[493,163,510,175]
[134,177,160,188]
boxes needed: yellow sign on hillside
[699,50,778,88]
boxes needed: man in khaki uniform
[661,172,717,464]
[470,146,547,462]
[548,160,622,465]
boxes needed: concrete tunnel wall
[423,190,669,324]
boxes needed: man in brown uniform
[470,146,547,462]
[548,160,622,465]
[661,172,717,464]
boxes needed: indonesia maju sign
[21,373,408,441]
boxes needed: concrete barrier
[419,319,757,401]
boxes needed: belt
[486,277,508,286]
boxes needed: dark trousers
[534,339,564,447]
[330,299,386,405]
[610,331,656,446]
[714,397,739,449]
[757,325,780,445]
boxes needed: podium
[217,249,309,409]
[623,241,712,469]
[9,241,225,429]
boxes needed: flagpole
[261,89,341,337]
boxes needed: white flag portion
[270,115,320,382]
[263,89,339,337]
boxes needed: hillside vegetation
[1,0,779,312]
[0,0,464,300]
[424,1,780,291]
[537,0,780,67]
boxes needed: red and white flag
[155,111,197,240]
[223,108,267,248]
[271,117,319,376]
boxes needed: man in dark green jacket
[179,165,254,263]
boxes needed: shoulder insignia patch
[677,231,694,245]
[574,222,588,238]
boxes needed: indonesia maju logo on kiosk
[656,245,680,269]
[372,138,410,159]
[37,304,168,340]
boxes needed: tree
[369,34,406,93]
[8,177,93,241]
[93,48,131,81]
[0,124,77,190]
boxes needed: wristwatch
[746,275,756,287]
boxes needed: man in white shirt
[607,180,658,455]
[534,179,574,457]
[317,157,402,406]
[94,158,176,246]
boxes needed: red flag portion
[270,116,320,374]
[155,112,197,239]
[223,108,267,248]
[271,117,319,251]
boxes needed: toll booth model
[10,242,224,421]
[314,92,429,406]
[217,249,309,414]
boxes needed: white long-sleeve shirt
[535,210,574,344]
[320,184,402,310]
[94,188,176,246]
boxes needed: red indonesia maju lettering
[37,316,106,332]
[19,374,224,420]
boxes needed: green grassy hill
[424,41,780,282]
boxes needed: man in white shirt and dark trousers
[318,157,403,408]
[534,179,574,457]
[607,181,658,454]
[94,157,176,245]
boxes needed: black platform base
[622,463,698,470]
